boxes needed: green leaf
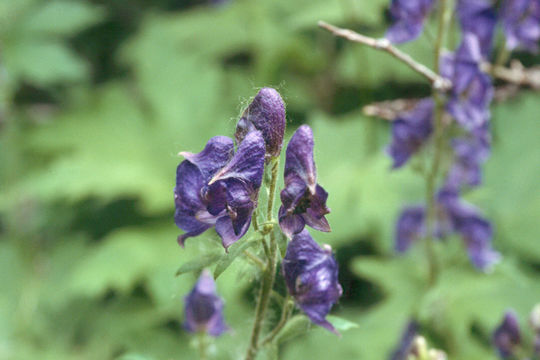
[275,315,312,344]
[326,315,359,332]
[21,0,104,36]
[213,236,259,279]
[176,252,223,277]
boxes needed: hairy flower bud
[493,311,521,358]
[184,270,228,336]
[282,230,342,334]
[235,87,286,159]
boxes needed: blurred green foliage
[1,0,539,359]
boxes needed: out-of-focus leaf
[176,252,223,277]
[20,0,104,36]
[326,315,359,332]
[275,315,312,344]
[213,235,259,279]
[4,40,88,85]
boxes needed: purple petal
[180,136,234,181]
[215,215,251,249]
[210,131,265,189]
[282,230,342,334]
[395,205,425,253]
[285,125,317,190]
[386,0,435,44]
[493,311,521,358]
[236,87,286,158]
[278,206,306,238]
[387,98,434,169]
[502,0,540,52]
[457,0,497,57]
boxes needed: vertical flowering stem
[197,332,208,360]
[424,0,452,285]
[245,157,280,360]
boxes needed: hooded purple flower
[395,206,425,253]
[493,311,521,358]
[282,230,342,334]
[235,87,286,159]
[446,124,491,189]
[389,321,419,360]
[184,270,228,336]
[386,0,435,44]
[441,34,493,131]
[387,99,434,169]
[174,131,265,249]
[502,0,540,52]
[438,187,500,271]
[278,125,330,238]
[457,0,497,57]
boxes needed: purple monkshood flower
[441,34,493,131]
[174,131,265,249]
[395,206,425,253]
[395,188,499,271]
[493,311,521,358]
[236,87,286,159]
[387,99,434,169]
[457,0,498,57]
[282,230,343,334]
[184,270,228,336]
[389,321,419,360]
[446,124,491,189]
[278,125,330,238]
[438,187,500,270]
[502,0,540,52]
[386,0,435,44]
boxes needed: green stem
[260,295,293,346]
[244,250,266,270]
[424,0,451,286]
[245,157,280,360]
[198,332,208,360]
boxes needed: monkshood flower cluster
[386,0,540,272]
[175,88,342,355]
[492,305,540,359]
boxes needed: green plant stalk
[245,157,280,360]
[260,295,293,346]
[198,332,208,360]
[424,0,452,285]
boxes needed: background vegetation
[1,0,539,359]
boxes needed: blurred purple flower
[236,87,286,159]
[446,124,491,189]
[387,99,434,169]
[457,0,498,57]
[441,34,493,130]
[278,125,330,238]
[389,321,419,360]
[175,131,265,249]
[438,187,500,271]
[493,311,521,358]
[386,0,435,44]
[184,270,228,336]
[395,206,425,253]
[282,230,342,334]
[502,0,540,52]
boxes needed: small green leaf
[326,315,359,332]
[275,315,312,344]
[213,236,259,279]
[175,252,223,276]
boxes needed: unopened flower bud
[236,87,286,158]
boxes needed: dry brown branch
[318,21,452,91]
